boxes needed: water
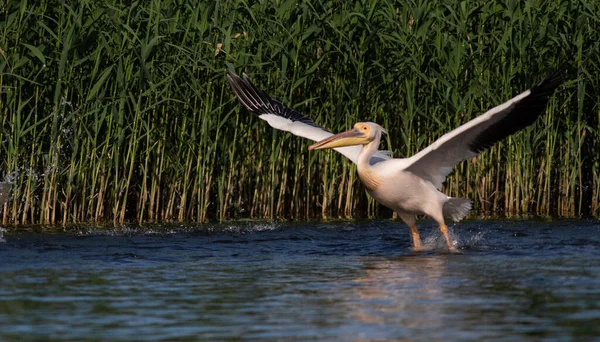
[1,220,599,341]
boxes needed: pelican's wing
[227,71,390,165]
[402,72,562,189]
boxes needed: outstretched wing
[227,71,390,165]
[399,72,562,189]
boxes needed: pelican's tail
[443,198,472,222]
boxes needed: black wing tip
[226,69,323,129]
[226,70,248,92]
[467,69,564,154]
[226,70,249,85]
[535,68,564,94]
[226,69,240,84]
[226,69,271,117]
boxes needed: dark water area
[1,219,600,341]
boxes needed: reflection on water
[353,256,448,329]
[0,220,599,340]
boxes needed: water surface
[1,220,599,341]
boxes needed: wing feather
[402,72,562,189]
[227,71,390,165]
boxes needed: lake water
[1,219,599,341]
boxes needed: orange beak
[308,129,367,150]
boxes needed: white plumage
[228,70,562,252]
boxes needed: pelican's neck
[357,137,381,191]
[357,142,375,169]
[357,131,382,172]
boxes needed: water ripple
[0,219,599,340]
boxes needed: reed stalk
[0,0,598,225]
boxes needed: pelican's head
[308,122,386,150]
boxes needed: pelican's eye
[363,126,368,130]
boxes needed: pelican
[227,70,562,252]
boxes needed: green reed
[0,0,599,225]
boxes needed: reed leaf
[0,0,598,225]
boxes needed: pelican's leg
[427,208,459,253]
[409,224,423,250]
[439,223,459,253]
[397,212,423,251]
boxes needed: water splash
[0,168,41,219]
[67,222,283,237]
[462,230,487,249]
[208,222,281,234]
[417,224,488,252]
[0,183,10,205]
[422,230,459,251]
[0,173,13,240]
[0,171,15,205]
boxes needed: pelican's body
[364,169,451,249]
[353,125,445,215]
[362,162,446,218]
[308,121,471,250]
[228,70,562,252]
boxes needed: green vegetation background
[1,0,599,225]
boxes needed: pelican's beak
[308,129,368,150]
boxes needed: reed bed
[0,0,599,225]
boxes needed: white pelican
[227,70,562,252]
